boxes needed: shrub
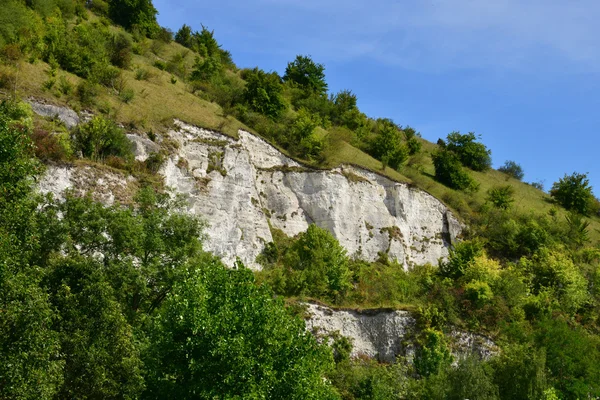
[107,0,159,36]
[498,160,524,180]
[283,54,328,96]
[108,32,133,69]
[76,80,99,107]
[72,116,133,161]
[404,126,422,155]
[134,68,150,81]
[190,55,222,82]
[487,185,515,210]
[432,148,479,192]
[283,224,352,303]
[370,120,409,171]
[119,87,135,103]
[242,67,286,119]
[439,240,484,280]
[57,75,73,95]
[550,172,596,215]
[174,24,193,48]
[464,280,494,307]
[30,128,69,161]
[414,328,453,377]
[445,131,492,171]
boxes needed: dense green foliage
[498,160,525,180]
[108,0,159,35]
[550,172,597,215]
[444,131,492,171]
[432,148,479,192]
[283,55,328,96]
[0,104,338,399]
[4,1,600,398]
[71,115,133,161]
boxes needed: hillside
[2,1,600,399]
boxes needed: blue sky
[154,0,600,193]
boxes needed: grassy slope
[10,22,600,242]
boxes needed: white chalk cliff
[305,302,498,363]
[38,116,461,270]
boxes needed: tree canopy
[283,55,328,96]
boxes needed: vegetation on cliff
[2,1,600,399]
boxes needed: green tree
[289,107,326,160]
[71,115,133,161]
[0,101,63,399]
[190,54,222,82]
[107,0,159,36]
[491,344,549,400]
[536,317,600,399]
[371,120,409,171]
[283,55,328,96]
[498,160,524,180]
[45,256,145,399]
[174,24,193,48]
[432,148,478,192]
[487,185,515,210]
[445,131,492,171]
[550,172,596,215]
[521,248,589,315]
[243,67,286,119]
[414,328,453,377]
[284,224,352,303]
[439,240,484,280]
[144,256,338,399]
[403,126,422,155]
[192,25,221,57]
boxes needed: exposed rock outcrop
[28,100,80,129]
[304,302,498,363]
[157,121,461,269]
[35,112,462,270]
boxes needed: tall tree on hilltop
[284,55,328,96]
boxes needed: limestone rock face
[160,121,461,269]
[37,118,462,270]
[304,303,416,362]
[304,303,498,363]
[28,100,80,129]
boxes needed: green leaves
[550,172,597,216]
[145,256,338,399]
[283,55,328,96]
[445,131,492,172]
[243,67,286,119]
[71,115,133,162]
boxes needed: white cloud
[247,0,600,73]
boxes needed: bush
[432,148,479,192]
[445,131,492,171]
[242,67,286,119]
[404,126,422,155]
[108,32,133,69]
[414,328,453,377]
[439,240,484,280]
[487,185,515,210]
[76,80,99,107]
[190,55,222,82]
[370,120,409,171]
[153,60,166,70]
[283,54,327,96]
[72,116,133,162]
[498,160,524,180]
[280,224,352,303]
[107,0,159,36]
[550,172,596,215]
[30,128,71,161]
[119,87,135,103]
